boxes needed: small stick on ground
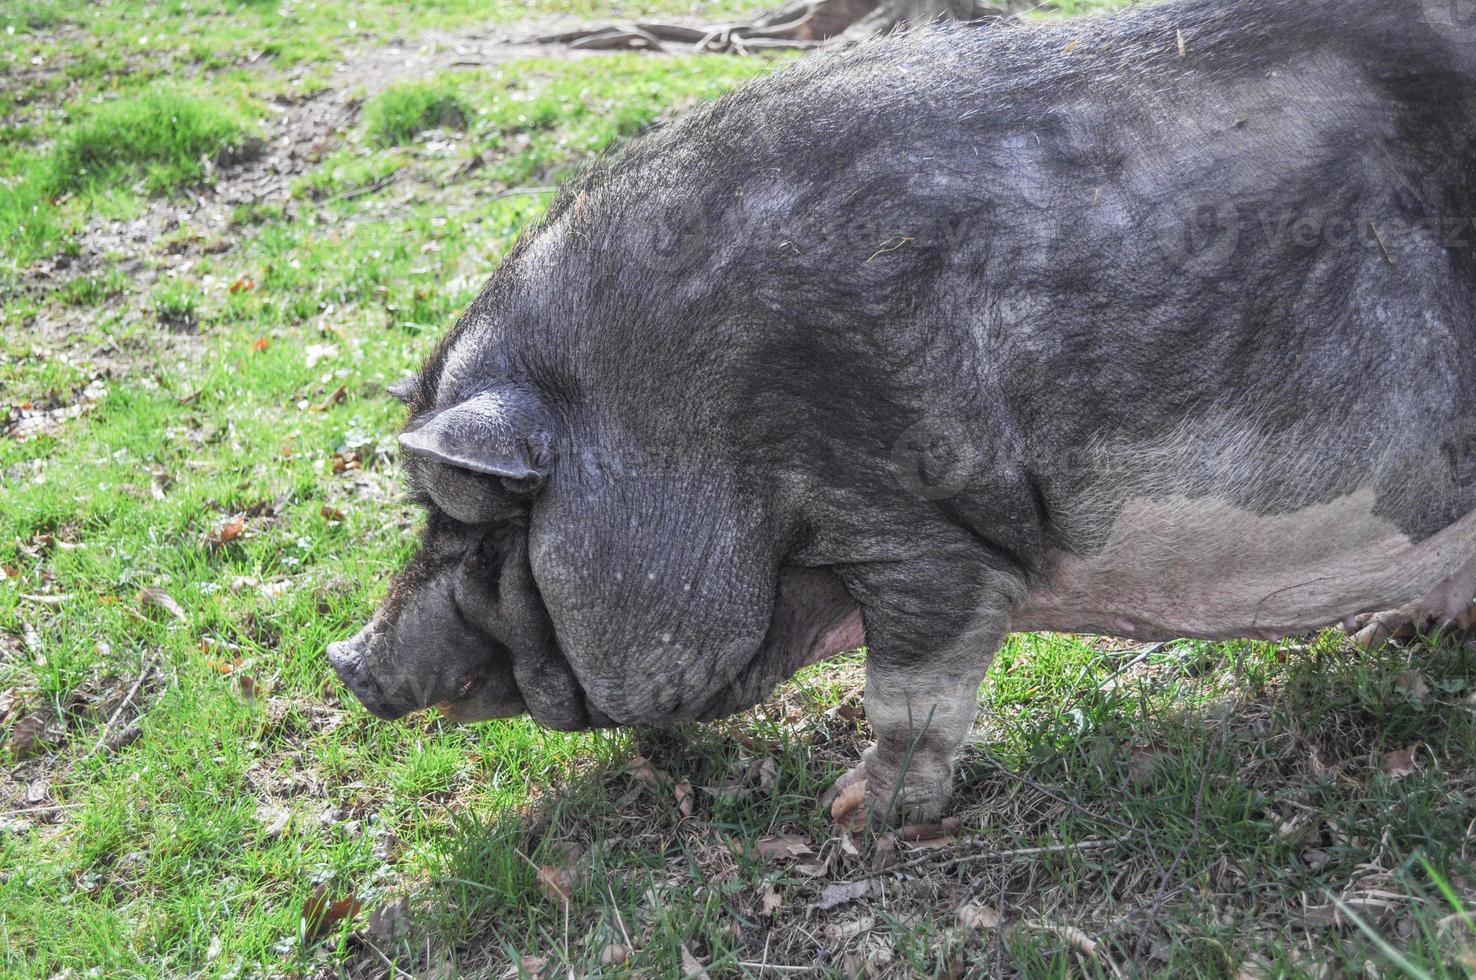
[862,834,1129,879]
[81,658,153,761]
[18,593,70,607]
[487,186,557,202]
[324,171,400,205]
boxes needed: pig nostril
[327,640,364,678]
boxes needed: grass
[366,81,472,147]
[48,91,252,195]
[0,90,256,267]
[4,0,1474,976]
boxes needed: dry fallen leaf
[957,901,1002,930]
[518,954,551,979]
[840,951,876,980]
[137,586,187,625]
[301,884,361,945]
[680,945,710,980]
[625,755,666,789]
[752,756,777,792]
[256,805,291,839]
[9,713,55,759]
[1395,669,1431,704]
[320,504,346,523]
[368,897,412,944]
[237,675,261,700]
[1235,953,1277,980]
[756,834,814,862]
[1381,746,1417,779]
[810,880,873,912]
[536,864,578,903]
[760,884,783,918]
[674,780,694,817]
[214,518,245,544]
[228,276,255,293]
[830,779,869,832]
[1127,745,1166,787]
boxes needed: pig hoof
[1349,602,1476,648]
[821,750,952,824]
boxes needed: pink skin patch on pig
[1016,489,1476,642]
[805,610,867,665]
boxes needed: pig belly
[1013,489,1476,641]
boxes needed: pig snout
[328,599,530,725]
[328,630,412,721]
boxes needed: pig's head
[327,384,601,731]
[329,162,871,731]
[326,370,866,732]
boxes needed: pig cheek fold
[426,466,506,525]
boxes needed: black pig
[330,0,1476,818]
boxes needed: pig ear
[398,389,553,494]
[386,376,418,404]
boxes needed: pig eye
[406,456,532,526]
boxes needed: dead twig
[323,171,399,205]
[975,755,1164,867]
[1370,221,1396,267]
[734,964,810,973]
[18,593,70,607]
[863,833,1129,879]
[81,659,153,760]
[487,185,557,202]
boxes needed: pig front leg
[826,554,1022,821]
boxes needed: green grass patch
[47,90,250,196]
[3,2,1472,976]
[1,90,254,268]
[57,267,129,307]
[365,80,471,147]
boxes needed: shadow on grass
[367,634,1476,977]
